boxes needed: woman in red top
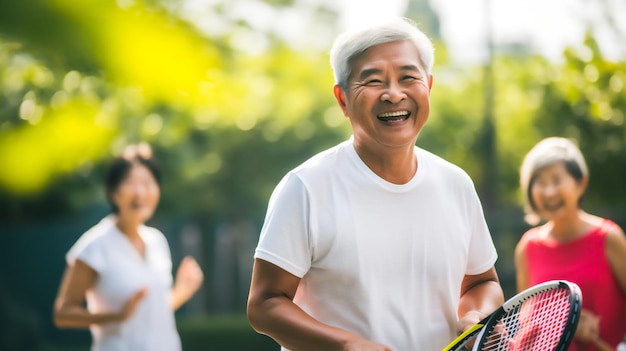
[514,137,626,351]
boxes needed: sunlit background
[1,0,625,350]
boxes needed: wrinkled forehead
[349,40,426,77]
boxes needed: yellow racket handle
[441,322,485,351]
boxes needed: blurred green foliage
[2,0,624,221]
[0,0,347,223]
[423,34,626,214]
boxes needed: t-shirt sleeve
[65,217,113,273]
[465,184,498,275]
[254,172,311,278]
[66,235,106,273]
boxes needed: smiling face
[529,162,587,222]
[334,39,432,153]
[111,162,160,225]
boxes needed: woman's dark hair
[104,143,161,214]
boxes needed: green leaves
[1,0,624,220]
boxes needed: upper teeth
[379,111,409,118]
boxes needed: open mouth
[542,200,565,212]
[130,201,145,210]
[377,110,410,122]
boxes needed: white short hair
[329,18,434,91]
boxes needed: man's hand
[457,310,486,335]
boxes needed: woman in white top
[53,143,204,351]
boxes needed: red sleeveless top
[520,219,626,350]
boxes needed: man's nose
[380,83,406,103]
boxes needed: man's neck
[353,142,418,185]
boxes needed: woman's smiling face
[112,162,160,224]
[530,162,586,221]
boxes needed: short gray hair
[520,137,588,225]
[329,18,435,91]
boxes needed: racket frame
[442,280,582,351]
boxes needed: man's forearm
[458,280,504,318]
[248,295,357,351]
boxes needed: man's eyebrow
[399,64,421,72]
[358,68,382,80]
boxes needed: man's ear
[333,84,348,116]
[428,75,433,92]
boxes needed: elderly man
[247,18,504,351]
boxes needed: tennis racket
[442,280,582,351]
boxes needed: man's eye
[366,79,382,84]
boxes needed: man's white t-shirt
[255,139,498,351]
[66,216,182,351]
